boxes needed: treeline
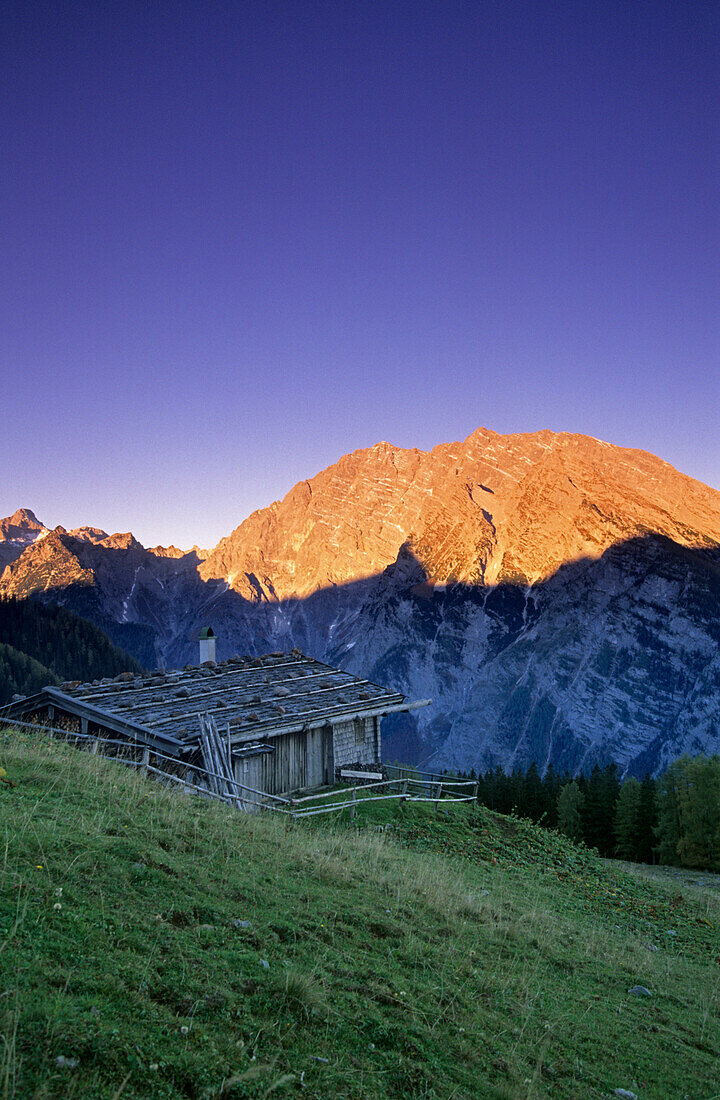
[0,642,59,703]
[0,597,141,704]
[458,757,720,872]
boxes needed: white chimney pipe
[199,627,216,663]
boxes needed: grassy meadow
[1,729,719,1099]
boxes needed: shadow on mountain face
[13,533,720,776]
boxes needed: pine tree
[522,762,545,821]
[582,763,620,856]
[675,756,720,871]
[557,782,585,842]
[0,596,141,702]
[656,756,720,871]
[656,758,683,866]
[614,777,642,860]
[543,763,560,827]
[636,774,657,863]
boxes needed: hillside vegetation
[1,731,719,1099]
[0,597,141,702]
[0,642,60,703]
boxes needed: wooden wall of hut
[234,724,334,802]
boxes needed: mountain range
[3,428,720,776]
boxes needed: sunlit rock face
[200,429,720,596]
[3,429,720,775]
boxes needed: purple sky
[3,1,718,549]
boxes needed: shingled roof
[0,650,410,755]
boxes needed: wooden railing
[288,775,478,817]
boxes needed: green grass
[1,731,719,1099]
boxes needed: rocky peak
[9,507,42,526]
[98,532,144,552]
[68,527,110,544]
[0,508,49,568]
[199,428,720,601]
[148,544,187,559]
[0,508,46,540]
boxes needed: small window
[354,721,366,745]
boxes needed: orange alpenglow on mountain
[198,428,720,600]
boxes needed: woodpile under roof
[1,650,408,754]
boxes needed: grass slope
[1,731,719,1100]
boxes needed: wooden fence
[287,772,478,817]
[3,718,478,819]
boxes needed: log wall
[235,724,334,799]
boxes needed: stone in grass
[233,919,252,929]
[55,1056,79,1069]
[260,959,270,969]
[614,1090,638,1099]
[628,985,652,997]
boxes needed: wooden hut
[0,650,425,799]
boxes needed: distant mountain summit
[0,508,48,569]
[0,507,44,535]
[3,428,720,776]
[199,428,720,598]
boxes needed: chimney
[199,626,216,663]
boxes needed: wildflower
[35,864,43,870]
[149,1063,159,1071]
[180,1025,189,1035]
[53,903,62,911]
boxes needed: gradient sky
[2,0,718,548]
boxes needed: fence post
[433,782,442,813]
[350,787,357,820]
